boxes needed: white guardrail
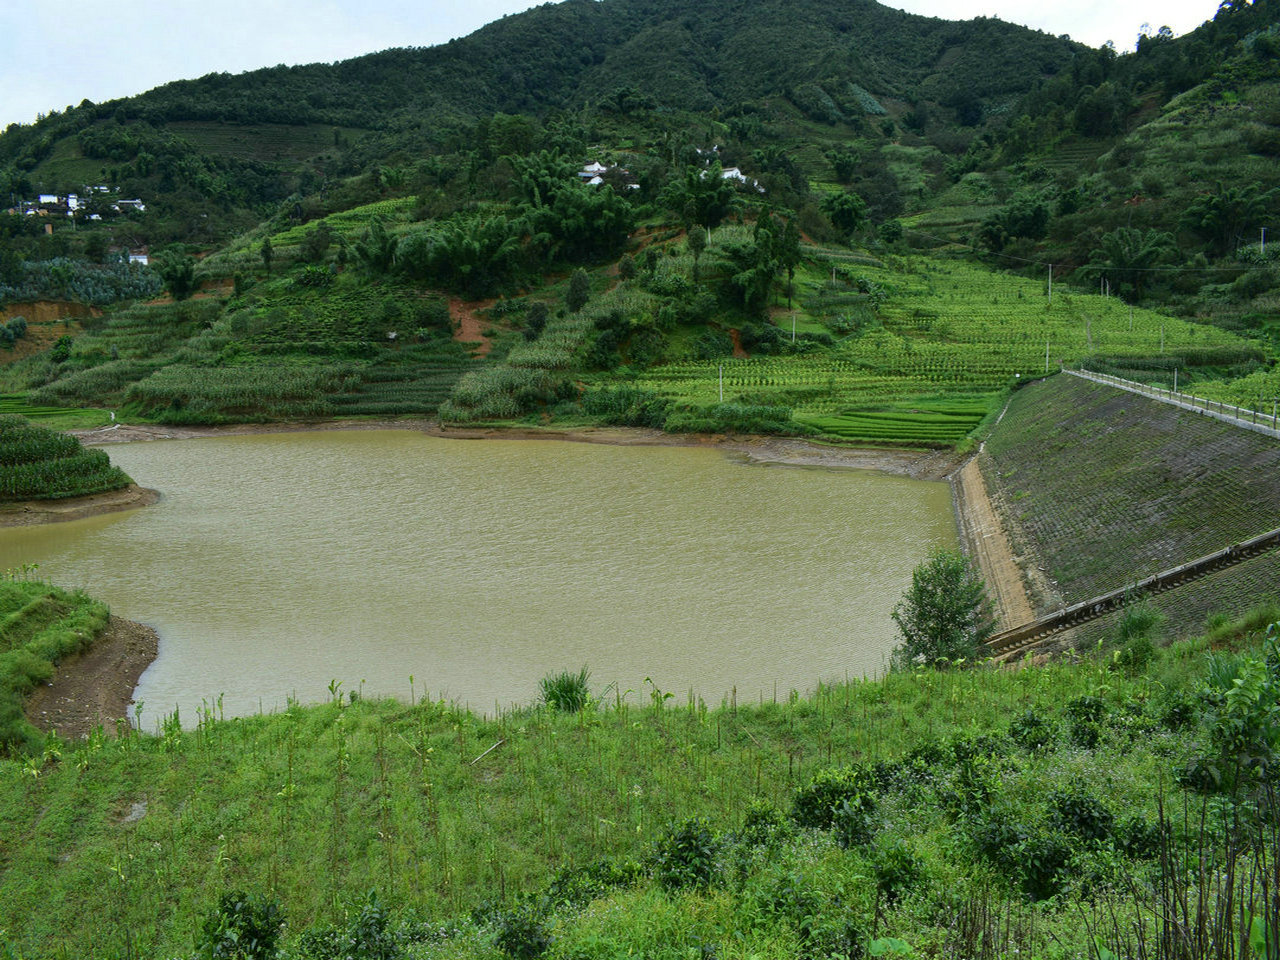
[1067,369,1280,441]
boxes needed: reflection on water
[0,431,956,719]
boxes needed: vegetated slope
[0,414,131,500]
[0,622,1273,959]
[981,374,1280,608]
[16,288,479,425]
[616,248,1244,445]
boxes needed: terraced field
[634,252,1243,445]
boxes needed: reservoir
[0,431,957,720]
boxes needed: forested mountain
[0,0,1277,441]
[0,0,1079,230]
[4,0,1078,132]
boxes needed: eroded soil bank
[74,418,967,480]
[0,484,159,528]
[24,615,158,740]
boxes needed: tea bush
[653,817,721,890]
[194,891,283,960]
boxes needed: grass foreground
[0,597,1277,960]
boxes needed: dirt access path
[952,457,1034,631]
[25,616,158,740]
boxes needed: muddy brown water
[0,431,956,721]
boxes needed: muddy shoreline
[73,418,966,481]
[25,616,158,740]
[0,483,160,528]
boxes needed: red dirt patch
[0,302,99,366]
[450,298,497,356]
[0,300,100,325]
[728,328,750,359]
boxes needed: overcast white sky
[0,0,1221,131]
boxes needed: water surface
[0,431,956,719]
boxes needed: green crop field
[0,414,131,501]
[628,251,1243,446]
[0,596,1275,959]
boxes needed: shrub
[653,817,721,890]
[539,666,591,712]
[581,386,672,429]
[1017,832,1073,901]
[1065,695,1110,749]
[194,891,283,960]
[968,807,1027,874]
[1008,709,1057,752]
[792,766,877,837]
[1046,787,1115,844]
[566,269,590,313]
[739,798,787,847]
[493,904,551,959]
[873,837,923,904]
[890,550,993,669]
[1181,635,1280,795]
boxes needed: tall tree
[566,268,591,313]
[1180,182,1278,257]
[890,550,993,669]
[1082,227,1176,301]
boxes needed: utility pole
[1047,264,1052,305]
[1173,368,1178,394]
[791,313,796,343]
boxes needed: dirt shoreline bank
[25,615,158,740]
[0,484,159,528]
[73,418,967,480]
[951,457,1035,631]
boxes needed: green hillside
[0,0,1275,450]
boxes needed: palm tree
[1082,227,1176,302]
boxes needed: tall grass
[539,666,591,712]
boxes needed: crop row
[0,395,80,420]
[0,453,130,501]
[0,415,131,500]
[0,417,82,466]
